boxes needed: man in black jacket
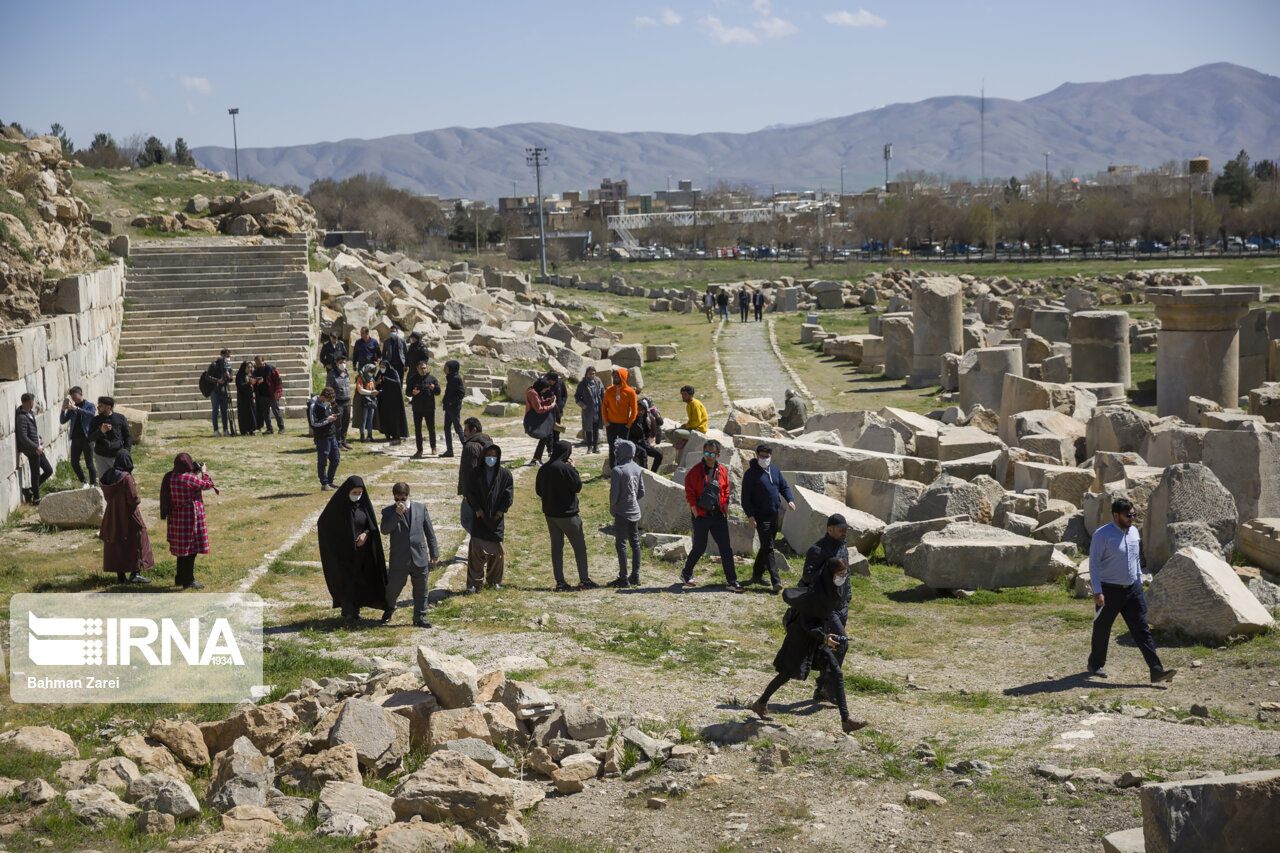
[456,417,490,533]
[89,396,130,478]
[406,361,440,458]
[440,360,465,456]
[535,440,597,591]
[319,331,346,369]
[800,514,852,701]
[309,387,341,490]
[405,332,430,375]
[465,443,513,592]
[738,289,750,322]
[741,444,796,592]
[207,350,232,435]
[384,327,408,377]
[16,393,53,504]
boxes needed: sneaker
[680,577,697,588]
[555,582,575,592]
[490,583,502,591]
[842,718,869,734]
[321,483,333,491]
[579,579,600,590]
[440,451,454,458]
[380,609,394,625]
[129,573,151,584]
[412,619,433,628]
[729,584,745,594]
[629,575,640,586]
[1151,667,1178,683]
[213,431,221,437]
[466,586,478,594]
[183,581,205,590]
[1088,666,1108,679]
[607,577,629,589]
[750,699,773,721]
[772,583,784,594]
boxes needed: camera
[191,460,204,471]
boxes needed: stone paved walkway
[716,317,794,410]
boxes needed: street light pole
[1044,151,1051,204]
[883,143,892,192]
[526,147,548,278]
[227,108,240,181]
[840,164,845,198]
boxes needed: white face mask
[349,492,362,503]
[834,574,848,586]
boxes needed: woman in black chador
[317,475,388,627]
[235,360,259,436]
[751,558,868,734]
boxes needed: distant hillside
[193,63,1280,201]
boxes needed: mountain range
[192,63,1279,202]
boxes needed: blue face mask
[485,457,498,468]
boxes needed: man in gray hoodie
[608,438,646,588]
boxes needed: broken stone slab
[266,789,314,825]
[0,725,78,758]
[416,645,479,709]
[1146,547,1275,641]
[391,750,526,849]
[552,753,601,794]
[907,474,993,524]
[200,702,298,757]
[221,803,287,835]
[915,426,1005,462]
[846,476,922,524]
[620,726,674,761]
[94,756,142,792]
[316,812,370,839]
[427,706,492,751]
[881,515,971,565]
[445,738,514,777]
[1240,518,1280,573]
[316,780,395,828]
[779,484,883,558]
[500,679,557,720]
[561,702,609,741]
[638,467,692,534]
[276,742,361,791]
[1201,426,1280,524]
[1140,769,1280,853]
[205,736,275,812]
[1012,460,1096,508]
[1101,827,1145,853]
[998,374,1097,445]
[904,522,1053,590]
[66,784,140,824]
[137,778,201,820]
[1143,463,1238,571]
[148,719,211,769]
[37,485,105,528]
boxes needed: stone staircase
[115,236,315,420]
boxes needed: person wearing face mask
[326,355,353,450]
[679,439,741,592]
[464,444,513,592]
[800,514,855,702]
[318,475,388,628]
[741,444,796,593]
[752,558,868,734]
[1087,498,1177,683]
[384,327,407,377]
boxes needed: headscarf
[159,453,214,519]
[319,475,372,528]
[99,451,133,486]
[236,360,253,383]
[360,363,378,380]
[445,359,460,375]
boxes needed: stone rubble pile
[0,645,726,850]
[135,187,320,238]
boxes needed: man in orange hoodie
[602,367,638,469]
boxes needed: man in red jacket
[679,439,742,592]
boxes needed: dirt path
[717,316,793,409]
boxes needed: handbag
[523,408,555,440]
[695,466,722,513]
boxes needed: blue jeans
[315,437,339,486]
[362,403,376,437]
[211,392,230,433]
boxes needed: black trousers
[644,444,663,472]
[683,512,737,585]
[443,407,463,453]
[336,400,351,444]
[414,409,436,453]
[753,304,763,321]
[175,554,197,587]
[533,435,552,462]
[1089,582,1162,672]
[69,434,97,485]
[24,453,54,500]
[760,641,850,719]
[739,304,749,321]
[605,423,628,467]
[750,513,781,584]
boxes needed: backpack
[198,370,215,398]
[696,465,722,513]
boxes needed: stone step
[116,353,310,372]
[130,248,305,261]
[121,401,309,420]
[124,282,305,296]
[117,338,312,354]
[120,315,303,330]
[128,262,305,274]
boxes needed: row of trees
[307,174,450,251]
[2,122,196,169]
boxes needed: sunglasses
[703,451,718,457]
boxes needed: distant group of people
[203,350,284,436]
[703,288,767,322]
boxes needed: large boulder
[416,646,479,709]
[907,474,992,524]
[881,516,970,565]
[66,784,140,823]
[1201,426,1280,523]
[200,702,297,757]
[0,726,77,758]
[328,698,410,775]
[903,522,1053,589]
[316,780,396,829]
[391,750,526,849]
[37,485,105,528]
[1141,769,1280,853]
[638,467,691,534]
[148,719,210,768]
[276,743,360,791]
[205,736,275,812]
[1146,547,1275,641]
[998,374,1096,445]
[780,485,883,557]
[1142,463,1238,571]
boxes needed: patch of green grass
[575,620,721,672]
[931,690,1014,712]
[844,672,902,696]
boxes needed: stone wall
[0,262,125,521]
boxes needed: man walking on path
[703,291,715,323]
[457,418,491,533]
[742,443,796,592]
[207,350,232,435]
[253,356,285,433]
[16,393,53,505]
[537,440,598,591]
[440,360,466,456]
[680,439,741,591]
[1088,498,1178,684]
[667,385,708,449]
[309,387,341,491]
[89,396,130,480]
[716,289,729,320]
[738,289,750,322]
[609,438,646,588]
[602,367,638,470]
[60,386,97,487]
[778,388,808,432]
[465,443,513,592]
[327,354,353,450]
[380,481,438,627]
[752,289,765,321]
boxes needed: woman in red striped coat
[160,453,218,590]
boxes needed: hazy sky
[2,0,1276,151]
